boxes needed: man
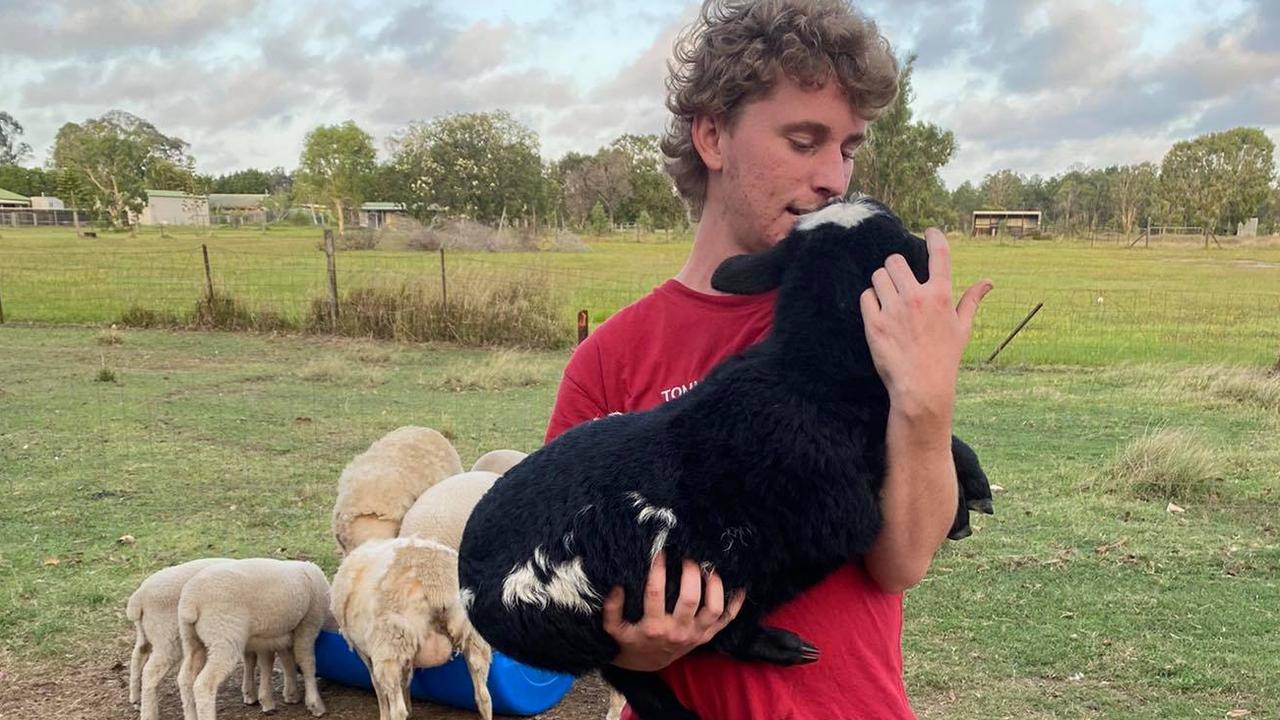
[545,1,992,717]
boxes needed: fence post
[439,247,448,322]
[577,310,590,344]
[201,244,215,308]
[984,302,1044,364]
[0,280,6,324]
[323,229,339,329]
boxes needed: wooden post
[984,302,1044,364]
[439,247,448,319]
[577,310,589,344]
[0,281,6,324]
[201,244,215,308]
[323,229,339,328]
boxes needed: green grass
[1,326,1277,718]
[1,225,1278,365]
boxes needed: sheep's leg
[371,659,408,720]
[462,637,494,720]
[129,626,149,705]
[712,620,820,665]
[241,651,258,705]
[292,633,326,717]
[139,643,180,720]
[400,664,413,717]
[193,642,240,720]
[177,639,207,720]
[278,648,302,704]
[600,666,699,720]
[256,651,277,713]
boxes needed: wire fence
[0,232,1277,366]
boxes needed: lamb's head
[711,197,929,380]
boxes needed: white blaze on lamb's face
[501,546,601,614]
[794,198,881,232]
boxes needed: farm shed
[138,189,210,226]
[972,210,1041,237]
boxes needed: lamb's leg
[709,615,820,665]
[139,642,180,720]
[178,638,207,720]
[371,659,408,720]
[278,648,302,704]
[600,666,699,720]
[193,642,240,720]
[129,625,149,705]
[292,632,326,717]
[255,651,277,713]
[461,636,494,720]
[241,651,258,705]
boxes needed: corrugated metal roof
[145,189,205,200]
[360,202,407,211]
[208,193,267,209]
[0,186,31,204]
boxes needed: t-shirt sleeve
[544,339,610,443]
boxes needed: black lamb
[458,198,993,720]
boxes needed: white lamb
[129,559,297,720]
[330,537,493,720]
[332,426,463,556]
[468,449,527,476]
[398,470,500,549]
[177,558,330,720]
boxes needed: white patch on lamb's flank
[721,526,753,553]
[795,199,880,232]
[459,587,475,613]
[501,553,601,614]
[637,505,677,527]
[625,492,646,508]
[533,546,550,571]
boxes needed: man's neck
[674,202,738,295]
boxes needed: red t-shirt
[545,279,915,720]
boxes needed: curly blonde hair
[661,0,899,219]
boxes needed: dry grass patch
[422,351,549,392]
[1099,428,1226,501]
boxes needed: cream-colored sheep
[332,426,463,556]
[468,449,527,476]
[331,537,493,720]
[177,559,329,720]
[397,471,499,550]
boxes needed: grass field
[1,224,1278,365]
[2,326,1278,718]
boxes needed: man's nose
[812,144,850,200]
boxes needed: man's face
[712,75,869,254]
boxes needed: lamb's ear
[711,247,785,295]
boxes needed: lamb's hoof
[243,695,258,705]
[948,525,973,541]
[741,627,820,665]
[968,498,994,515]
[260,707,277,716]
[307,699,326,717]
[283,691,302,704]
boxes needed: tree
[1160,127,1275,236]
[0,165,58,197]
[1109,163,1159,235]
[51,110,194,229]
[295,121,377,237]
[609,134,686,229]
[588,201,609,235]
[979,169,1025,210]
[850,55,956,229]
[390,111,545,225]
[211,168,273,194]
[0,111,32,166]
[949,181,982,235]
[562,147,632,228]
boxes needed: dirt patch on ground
[0,659,612,720]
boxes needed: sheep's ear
[711,248,785,295]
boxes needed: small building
[209,193,268,225]
[30,195,65,210]
[0,186,31,208]
[359,201,409,229]
[138,189,209,226]
[972,210,1041,237]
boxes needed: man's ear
[711,246,785,295]
[692,114,725,172]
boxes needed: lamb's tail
[125,588,143,624]
[177,602,203,658]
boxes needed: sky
[2,0,1278,189]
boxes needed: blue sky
[2,0,1277,189]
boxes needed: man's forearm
[864,404,957,593]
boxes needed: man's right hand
[602,551,746,671]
